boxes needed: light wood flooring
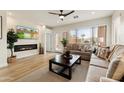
[0,53,55,82]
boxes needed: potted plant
[7,28,18,63]
[61,38,68,48]
[61,38,68,53]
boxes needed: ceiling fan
[48,10,75,21]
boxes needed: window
[92,27,98,45]
[77,28,92,44]
[69,28,92,44]
[68,26,107,46]
[69,30,77,44]
[54,25,107,51]
[55,32,68,51]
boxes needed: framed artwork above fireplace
[16,25,38,39]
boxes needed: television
[16,25,38,39]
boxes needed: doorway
[46,33,52,52]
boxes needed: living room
[0,10,124,82]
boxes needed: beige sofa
[66,44,92,61]
[86,45,124,82]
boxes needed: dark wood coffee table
[49,54,81,80]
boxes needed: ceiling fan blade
[48,12,60,15]
[63,10,75,16]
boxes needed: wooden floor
[0,53,55,82]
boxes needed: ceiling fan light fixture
[59,15,64,19]
[42,25,46,28]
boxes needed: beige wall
[53,16,112,46]
[119,11,124,44]
[111,10,124,45]
[7,15,50,58]
[0,11,8,68]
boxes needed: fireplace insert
[14,44,37,52]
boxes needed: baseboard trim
[0,63,8,68]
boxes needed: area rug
[16,60,89,82]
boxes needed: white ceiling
[8,10,114,27]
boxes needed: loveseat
[66,44,92,61]
[86,45,124,82]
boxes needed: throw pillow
[85,45,91,52]
[98,47,110,60]
[108,45,124,62]
[106,57,120,78]
[112,55,124,80]
[106,53,124,80]
[96,47,101,56]
[81,44,91,52]
[107,45,119,62]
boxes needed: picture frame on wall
[0,16,2,39]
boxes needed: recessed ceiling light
[91,11,95,15]
[42,25,46,28]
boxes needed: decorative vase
[39,43,44,54]
[63,51,72,61]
